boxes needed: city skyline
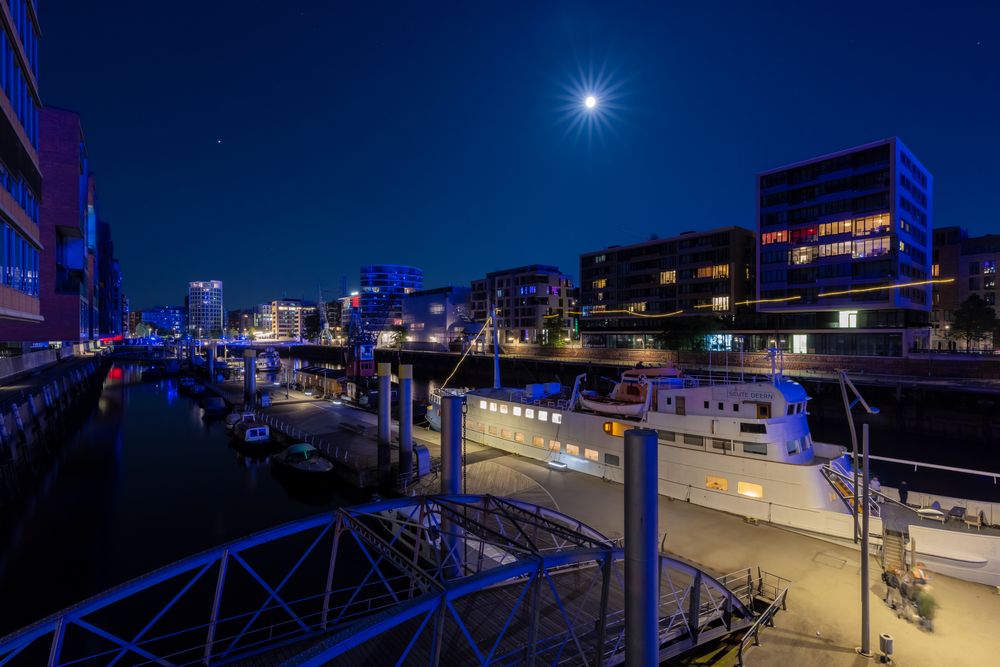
[40,1,1000,307]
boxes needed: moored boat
[272,443,333,474]
[234,421,270,446]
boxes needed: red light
[109,368,124,380]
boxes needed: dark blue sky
[41,1,999,309]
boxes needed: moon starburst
[555,58,627,147]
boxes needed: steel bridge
[0,495,759,666]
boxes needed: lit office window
[660,270,676,285]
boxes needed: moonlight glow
[556,59,626,146]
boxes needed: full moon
[584,95,597,109]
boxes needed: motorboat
[234,421,270,445]
[256,347,282,373]
[577,365,684,417]
[225,410,256,430]
[272,443,333,474]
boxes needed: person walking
[899,480,909,505]
[871,475,882,502]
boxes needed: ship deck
[879,500,1000,537]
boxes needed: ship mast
[491,304,501,390]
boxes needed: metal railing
[737,586,789,666]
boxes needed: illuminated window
[489,402,497,412]
[513,406,522,417]
[592,278,607,289]
[660,270,676,285]
[594,254,606,264]
[514,432,525,443]
[627,302,647,313]
[790,246,818,265]
[761,230,788,245]
[551,413,562,424]
[696,266,713,279]
[501,428,513,439]
[538,410,548,421]
[584,448,599,462]
[985,261,997,275]
[737,481,764,498]
[713,264,729,279]
[530,435,543,447]
[549,440,561,451]
[786,439,800,455]
[479,400,487,409]
[931,264,940,277]
[706,476,728,491]
[565,444,580,456]
[792,334,807,354]
[525,408,535,419]
[852,236,890,259]
[712,296,729,312]
[602,421,628,437]
[488,425,498,435]
[499,404,508,414]
[838,310,858,328]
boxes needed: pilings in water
[377,363,392,487]
[0,357,111,507]
[398,364,413,487]
[207,343,216,381]
[243,350,256,407]
[624,428,659,666]
[440,394,465,577]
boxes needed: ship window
[656,429,675,442]
[738,481,764,498]
[703,401,709,409]
[538,410,548,422]
[552,413,562,424]
[740,423,766,434]
[500,404,509,414]
[742,442,767,455]
[514,431,525,443]
[513,406,522,417]
[479,400,487,409]
[489,402,497,412]
[603,421,628,437]
[665,397,672,405]
[501,428,513,439]
[718,402,724,410]
[549,440,561,451]
[584,448,599,462]
[605,453,620,466]
[488,425,498,435]
[786,439,800,455]
[706,476,728,491]
[787,405,794,415]
[525,408,535,419]
[566,444,580,456]
[683,434,704,447]
[711,438,732,451]
[733,403,739,412]
[532,435,545,447]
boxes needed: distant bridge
[0,495,761,666]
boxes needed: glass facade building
[187,280,224,338]
[359,264,423,331]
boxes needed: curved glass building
[359,264,423,331]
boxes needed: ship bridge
[0,495,765,666]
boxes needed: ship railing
[678,372,772,388]
[821,462,880,519]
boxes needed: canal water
[0,364,356,637]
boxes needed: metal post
[440,395,463,495]
[594,551,612,667]
[859,423,872,657]
[207,342,216,382]
[838,372,861,543]
[491,305,501,390]
[243,350,256,407]
[377,362,392,487]
[321,516,342,629]
[624,428,659,666]
[398,364,413,487]
[204,549,229,665]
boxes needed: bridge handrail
[737,586,789,666]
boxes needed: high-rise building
[270,299,306,339]
[359,264,423,332]
[470,265,573,345]
[578,227,755,349]
[756,138,932,355]
[187,280,224,338]
[97,220,123,338]
[0,0,40,330]
[141,305,187,336]
[2,108,97,345]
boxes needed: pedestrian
[899,480,909,505]
[871,475,882,502]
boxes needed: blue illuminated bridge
[0,495,770,666]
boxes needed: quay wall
[0,356,111,507]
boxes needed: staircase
[821,459,879,519]
[882,530,907,572]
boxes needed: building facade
[931,227,1000,351]
[187,280,223,338]
[0,0,40,328]
[359,264,423,332]
[755,138,933,356]
[141,305,186,336]
[578,227,755,349]
[471,265,573,345]
[271,299,305,340]
[402,286,472,350]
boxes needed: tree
[541,314,570,348]
[951,294,996,351]
[654,316,721,351]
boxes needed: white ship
[256,347,282,373]
[463,357,1000,587]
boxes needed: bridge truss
[0,495,756,666]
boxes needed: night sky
[40,1,999,309]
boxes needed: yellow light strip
[817,278,954,298]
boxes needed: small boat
[200,396,227,417]
[577,365,684,417]
[225,410,256,430]
[272,443,333,474]
[256,347,282,373]
[234,421,270,444]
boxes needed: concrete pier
[377,362,392,487]
[242,350,256,406]
[398,364,413,486]
[207,343,216,381]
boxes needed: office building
[578,227,755,349]
[471,265,573,345]
[755,138,933,356]
[187,280,223,338]
[359,264,423,331]
[931,227,1000,350]
[402,286,472,350]
[97,220,123,338]
[141,305,186,336]
[271,299,306,340]
[0,0,40,328]
[3,109,98,345]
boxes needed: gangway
[0,495,763,666]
